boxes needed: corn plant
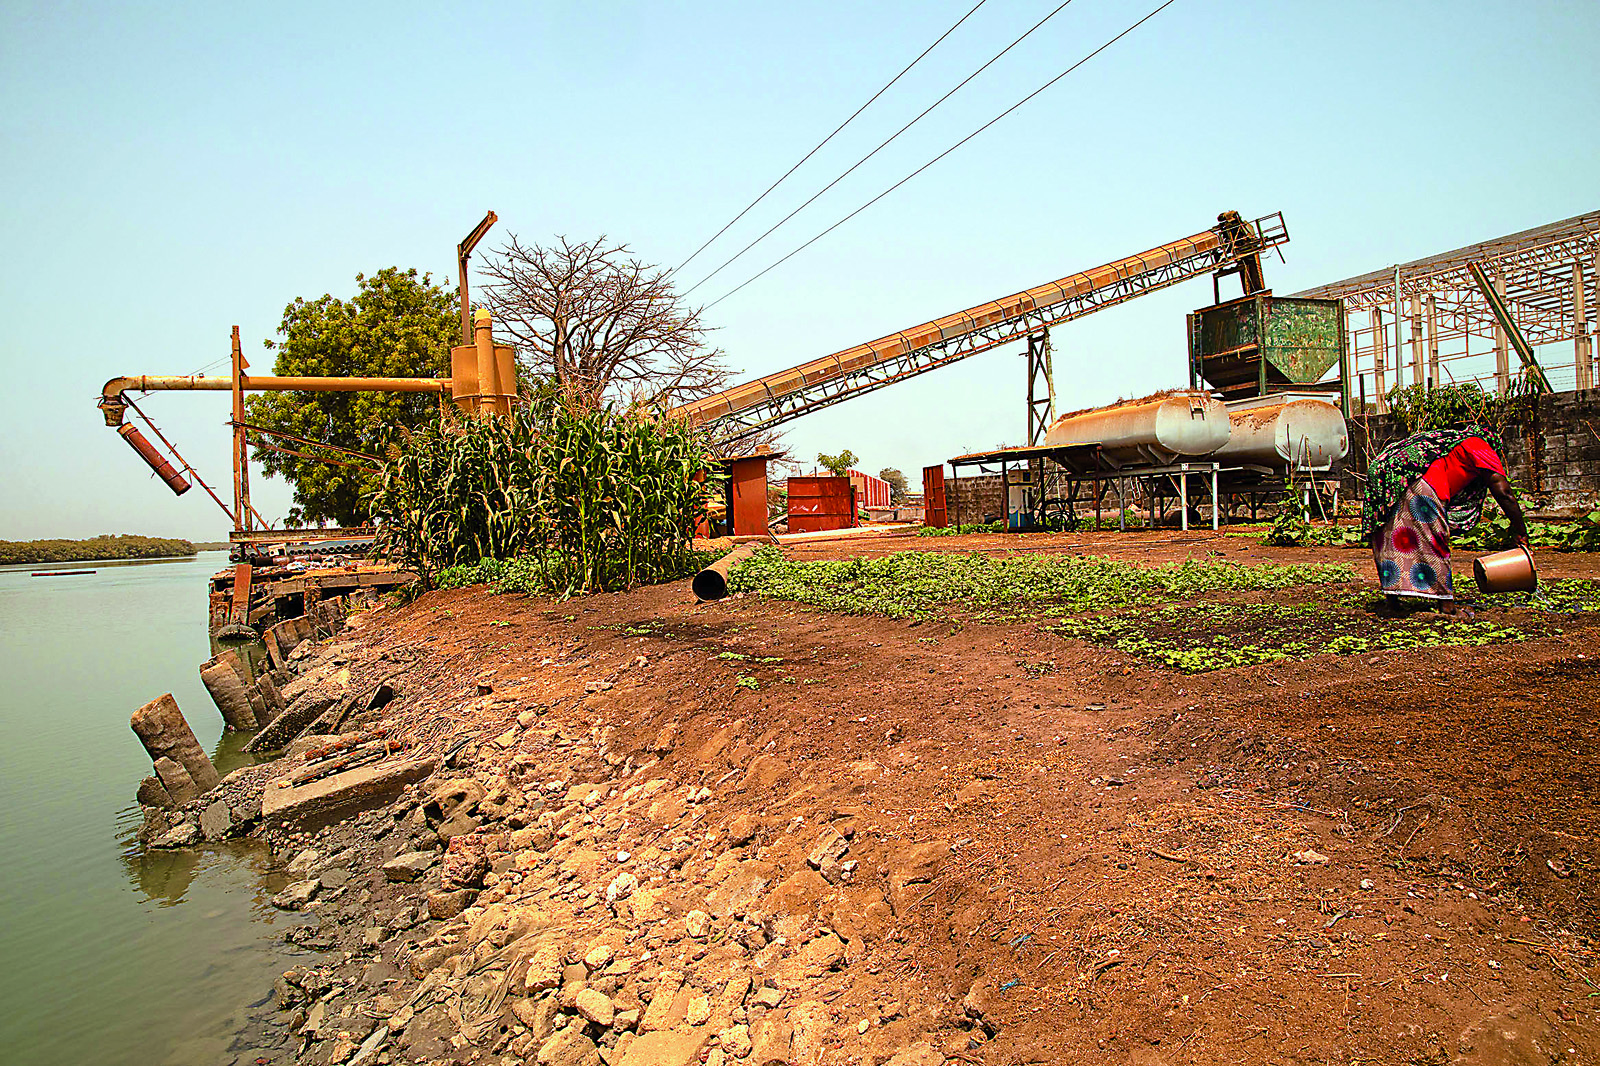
[370,382,722,595]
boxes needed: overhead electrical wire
[681,0,1080,298]
[668,0,990,281]
[703,0,1181,311]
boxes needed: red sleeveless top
[1421,437,1504,504]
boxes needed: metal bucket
[1472,544,1537,593]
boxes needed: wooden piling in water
[130,694,219,802]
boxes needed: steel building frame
[1292,210,1599,408]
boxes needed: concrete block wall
[1342,389,1600,516]
[944,475,1007,527]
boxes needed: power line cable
[669,0,989,281]
[681,0,1079,298]
[704,0,1181,311]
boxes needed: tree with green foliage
[816,449,857,477]
[244,268,458,526]
[878,467,908,503]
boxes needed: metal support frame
[1026,330,1054,445]
[457,210,498,345]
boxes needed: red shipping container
[787,476,856,532]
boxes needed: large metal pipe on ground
[692,544,757,602]
[1214,397,1349,468]
[1044,390,1230,465]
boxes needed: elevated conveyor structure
[674,211,1288,445]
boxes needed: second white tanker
[1044,390,1230,465]
[1213,395,1349,469]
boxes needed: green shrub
[370,384,722,595]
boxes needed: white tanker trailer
[1044,390,1230,465]
[1214,394,1349,469]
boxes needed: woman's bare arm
[1486,472,1529,546]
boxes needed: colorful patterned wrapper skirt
[1373,479,1454,600]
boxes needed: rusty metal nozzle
[117,423,191,495]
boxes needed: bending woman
[1361,426,1527,612]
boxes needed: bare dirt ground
[281,530,1600,1065]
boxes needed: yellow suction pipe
[473,308,498,418]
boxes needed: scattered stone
[585,944,616,971]
[1360,878,1375,890]
[198,800,232,841]
[718,1024,752,1058]
[284,848,320,876]
[685,993,711,1027]
[606,872,639,905]
[619,1029,707,1066]
[271,879,320,910]
[724,812,757,847]
[152,823,200,848]
[685,909,711,939]
[1292,850,1331,865]
[380,851,436,882]
[575,987,615,1028]
[640,969,684,1032]
[536,1025,599,1066]
[807,827,850,883]
[426,888,473,920]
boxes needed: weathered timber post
[131,694,219,804]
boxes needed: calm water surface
[0,552,299,1065]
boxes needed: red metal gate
[787,476,856,533]
[922,464,948,528]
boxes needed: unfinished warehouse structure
[1294,210,1599,410]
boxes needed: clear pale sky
[1,0,1595,539]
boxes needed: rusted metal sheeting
[848,469,892,509]
[786,476,856,533]
[727,456,771,537]
[116,424,191,495]
[922,465,948,528]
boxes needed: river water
[0,552,299,1065]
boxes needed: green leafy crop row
[728,547,1355,620]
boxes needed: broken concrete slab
[261,756,437,825]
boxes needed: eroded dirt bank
[231,532,1600,1066]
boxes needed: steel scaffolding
[1293,210,1599,409]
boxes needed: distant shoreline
[0,535,198,566]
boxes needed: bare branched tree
[480,234,730,407]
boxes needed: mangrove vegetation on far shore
[1,534,197,566]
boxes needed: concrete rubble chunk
[640,969,684,1033]
[806,827,850,882]
[151,756,199,806]
[618,1029,709,1066]
[198,800,232,841]
[536,1024,601,1066]
[260,756,437,824]
[574,987,615,1028]
[380,851,436,882]
[271,878,320,910]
